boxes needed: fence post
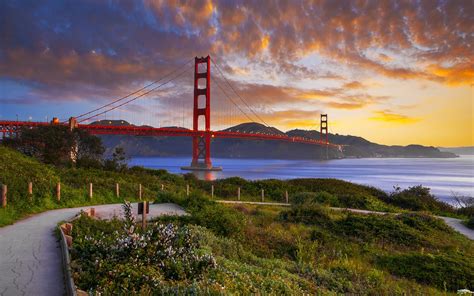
[238,187,241,201]
[56,183,61,202]
[1,185,7,208]
[161,184,164,191]
[139,184,142,200]
[285,190,289,204]
[28,182,33,201]
[116,183,120,197]
[186,184,190,196]
[261,189,264,202]
[211,185,214,198]
[89,183,93,199]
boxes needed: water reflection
[191,171,219,181]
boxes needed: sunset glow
[0,0,472,146]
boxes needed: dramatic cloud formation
[0,0,472,145]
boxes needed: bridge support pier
[182,55,222,172]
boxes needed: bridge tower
[182,56,222,171]
[320,114,329,159]
[320,114,328,144]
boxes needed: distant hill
[438,146,474,155]
[91,120,457,159]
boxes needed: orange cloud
[427,63,474,86]
[370,110,420,124]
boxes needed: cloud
[370,110,420,124]
[343,81,364,89]
[0,0,471,126]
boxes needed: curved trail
[0,203,185,296]
[217,200,474,240]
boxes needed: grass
[3,145,472,294]
[0,146,185,226]
[68,194,474,294]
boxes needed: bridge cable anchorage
[73,58,194,122]
[211,57,270,127]
[78,63,194,123]
[212,73,257,124]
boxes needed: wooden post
[285,190,289,204]
[138,184,142,200]
[186,184,190,196]
[261,189,264,202]
[211,185,214,198]
[142,201,147,229]
[28,182,33,202]
[115,183,120,197]
[56,182,61,202]
[161,184,164,191]
[88,183,93,199]
[237,187,241,201]
[1,185,7,208]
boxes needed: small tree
[104,146,128,171]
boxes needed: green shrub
[384,185,455,215]
[292,191,338,206]
[334,213,425,247]
[156,192,246,238]
[191,203,245,237]
[280,204,333,226]
[377,253,474,291]
[466,217,474,230]
[396,213,452,232]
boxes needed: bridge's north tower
[182,56,222,171]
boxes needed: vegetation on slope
[70,193,474,294]
[0,146,184,226]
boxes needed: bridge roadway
[0,121,339,148]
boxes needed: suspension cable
[79,63,193,123]
[211,57,270,127]
[212,73,257,125]
[74,58,194,120]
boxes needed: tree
[74,129,105,168]
[104,146,128,171]
[5,125,104,167]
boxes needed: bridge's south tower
[182,56,222,171]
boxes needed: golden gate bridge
[0,56,339,171]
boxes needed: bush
[156,192,246,238]
[396,213,452,232]
[384,185,455,215]
[292,191,338,206]
[466,217,474,230]
[280,204,333,226]
[71,215,217,293]
[191,203,245,237]
[377,253,474,291]
[334,213,425,247]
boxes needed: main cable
[74,57,194,120]
[79,63,193,123]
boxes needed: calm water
[129,156,474,203]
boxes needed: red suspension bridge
[0,56,339,171]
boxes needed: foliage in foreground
[69,193,474,294]
[71,214,217,294]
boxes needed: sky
[0,0,473,147]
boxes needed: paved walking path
[0,203,185,296]
[217,200,474,240]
